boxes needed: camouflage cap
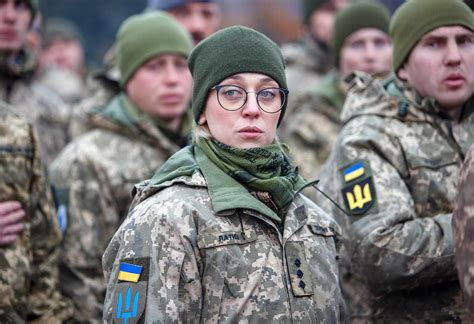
[146,0,215,11]
[390,0,474,72]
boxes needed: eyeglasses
[211,84,289,113]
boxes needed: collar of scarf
[197,138,306,222]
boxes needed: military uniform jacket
[453,145,474,314]
[50,94,184,322]
[281,71,345,181]
[0,103,72,323]
[317,72,474,322]
[102,149,343,323]
[280,34,332,129]
[0,52,71,166]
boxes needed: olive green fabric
[188,25,288,126]
[332,1,390,67]
[117,11,193,86]
[43,17,84,47]
[197,138,306,221]
[390,0,474,72]
[303,0,328,24]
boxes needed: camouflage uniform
[281,71,346,181]
[453,145,474,315]
[0,51,71,166]
[0,103,72,323]
[50,94,190,322]
[280,34,332,126]
[102,147,343,323]
[316,72,474,322]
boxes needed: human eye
[374,37,389,48]
[221,86,244,100]
[258,88,278,101]
[15,0,29,10]
[350,40,364,50]
[458,35,474,47]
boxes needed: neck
[166,116,182,132]
[443,106,463,121]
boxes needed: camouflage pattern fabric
[280,71,346,182]
[316,72,474,322]
[68,72,120,139]
[453,145,474,315]
[0,103,73,323]
[280,34,332,128]
[0,50,72,166]
[103,167,343,323]
[50,95,186,322]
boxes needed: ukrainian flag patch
[118,262,143,283]
[342,162,365,182]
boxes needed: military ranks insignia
[340,161,377,216]
[112,257,150,324]
[285,242,314,297]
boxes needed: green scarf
[197,138,306,220]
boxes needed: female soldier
[102,26,342,323]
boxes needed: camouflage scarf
[197,138,306,220]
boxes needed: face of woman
[200,73,283,149]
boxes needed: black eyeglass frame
[211,84,289,114]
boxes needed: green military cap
[390,0,474,72]
[43,17,84,48]
[117,11,193,86]
[303,0,330,24]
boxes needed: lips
[159,93,183,104]
[0,29,18,41]
[444,73,466,88]
[238,126,263,134]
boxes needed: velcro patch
[342,177,376,215]
[285,242,314,297]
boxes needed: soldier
[280,0,348,121]
[69,0,221,139]
[316,0,474,321]
[37,17,87,105]
[50,12,193,322]
[0,0,71,165]
[0,102,72,322]
[103,25,342,323]
[453,145,474,315]
[282,0,392,180]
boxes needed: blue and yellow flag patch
[342,162,365,182]
[340,161,378,216]
[118,262,143,283]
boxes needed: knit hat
[147,0,215,11]
[464,0,474,11]
[390,0,474,72]
[303,0,330,24]
[332,0,390,67]
[117,11,193,86]
[43,17,84,48]
[188,25,288,126]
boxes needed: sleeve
[26,126,73,322]
[453,146,474,312]
[317,118,456,295]
[49,148,120,321]
[102,199,202,323]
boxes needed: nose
[163,64,180,84]
[1,2,17,22]
[241,93,261,118]
[364,42,377,62]
[187,12,206,35]
[445,41,462,65]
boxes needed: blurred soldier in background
[282,0,392,180]
[0,0,70,166]
[0,102,73,322]
[69,0,221,138]
[316,0,474,321]
[453,145,474,316]
[280,0,348,121]
[37,17,87,105]
[50,12,193,321]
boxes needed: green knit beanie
[117,11,193,86]
[188,25,288,126]
[390,0,474,72]
[332,1,390,67]
[303,0,329,24]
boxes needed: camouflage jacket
[0,103,72,323]
[316,72,474,322]
[453,145,474,314]
[50,94,188,322]
[281,71,346,181]
[280,34,332,128]
[102,146,343,323]
[0,50,71,166]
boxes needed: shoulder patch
[112,258,150,324]
[339,161,378,216]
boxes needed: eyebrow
[421,32,474,42]
[228,75,276,83]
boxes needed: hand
[0,201,26,246]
